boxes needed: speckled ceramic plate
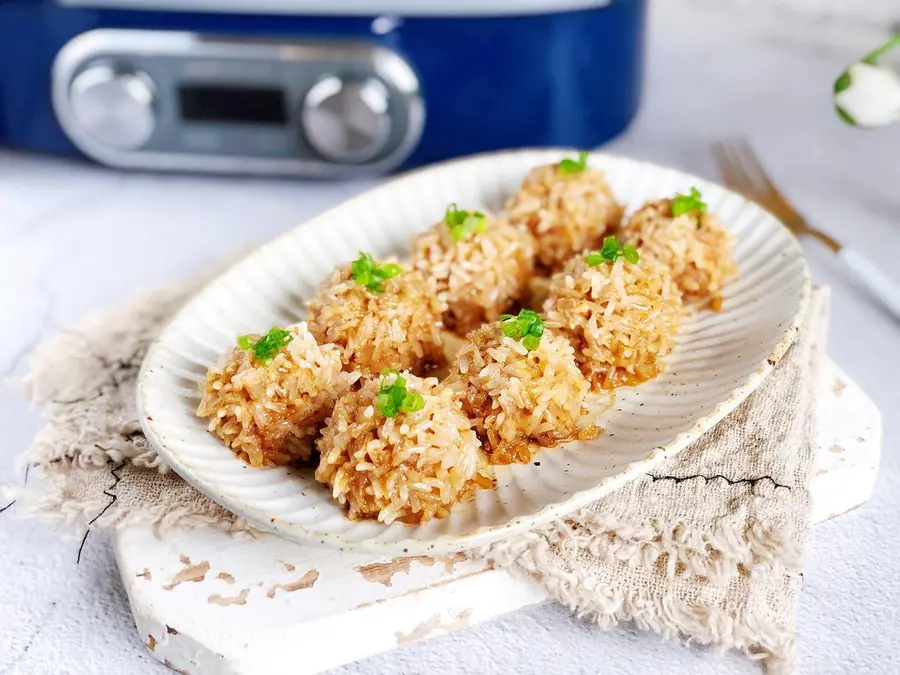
[137,149,810,554]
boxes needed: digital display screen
[178,85,287,125]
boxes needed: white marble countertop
[2,4,900,674]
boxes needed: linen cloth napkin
[6,263,827,674]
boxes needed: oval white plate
[138,149,810,554]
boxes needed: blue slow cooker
[0,0,646,177]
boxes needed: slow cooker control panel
[52,30,424,176]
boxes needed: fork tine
[712,140,752,196]
[710,141,732,184]
[733,138,777,194]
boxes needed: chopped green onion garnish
[622,243,640,264]
[499,309,545,351]
[376,370,425,418]
[585,236,640,266]
[351,252,403,292]
[558,150,590,176]
[444,203,487,242]
[400,391,425,413]
[671,187,707,217]
[237,326,293,365]
[522,335,541,351]
[600,235,620,260]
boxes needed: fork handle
[838,247,900,321]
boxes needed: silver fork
[713,138,900,321]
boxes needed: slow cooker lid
[58,0,614,17]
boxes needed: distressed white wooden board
[113,358,881,675]
[809,363,881,524]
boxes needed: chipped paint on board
[356,553,470,587]
[266,570,319,598]
[208,589,251,606]
[395,609,474,646]
[164,559,211,590]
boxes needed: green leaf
[558,150,589,176]
[237,335,254,350]
[834,70,852,93]
[835,105,857,126]
[671,187,707,217]
[585,252,605,266]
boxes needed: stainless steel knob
[69,64,156,150]
[301,76,392,164]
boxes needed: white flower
[834,62,900,128]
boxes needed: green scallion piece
[622,243,640,264]
[558,150,590,176]
[444,203,487,242]
[399,391,425,413]
[351,252,403,292]
[522,335,541,351]
[376,370,424,418]
[499,309,545,351]
[585,236,640,266]
[237,326,293,365]
[671,187,707,217]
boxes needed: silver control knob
[301,75,392,164]
[69,64,156,150]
